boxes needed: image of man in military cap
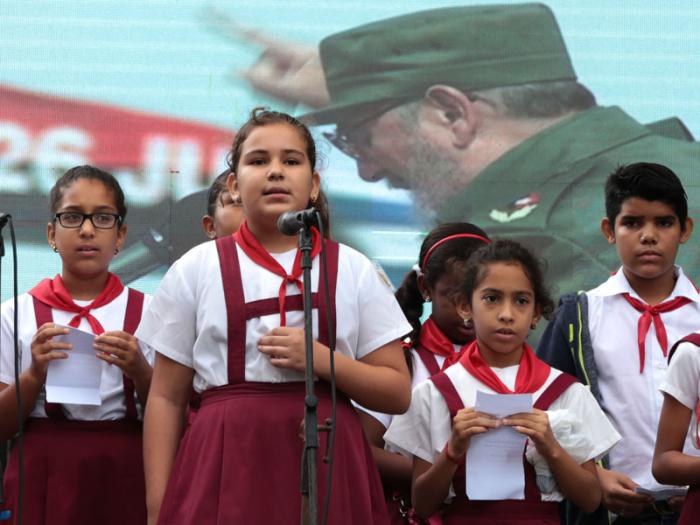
[235,3,699,300]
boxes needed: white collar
[590,266,700,304]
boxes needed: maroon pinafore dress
[429,370,577,524]
[383,346,443,525]
[415,346,444,376]
[3,289,147,525]
[668,334,700,525]
[156,236,388,525]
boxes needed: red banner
[0,85,234,203]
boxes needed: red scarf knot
[459,341,550,394]
[419,317,469,371]
[622,293,692,373]
[28,273,125,335]
[233,220,322,326]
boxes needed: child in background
[385,240,619,524]
[201,169,245,240]
[653,336,700,525]
[357,223,490,520]
[538,162,699,525]
[139,108,411,525]
[0,165,153,525]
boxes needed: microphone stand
[299,222,318,525]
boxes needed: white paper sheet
[635,486,688,501]
[45,325,102,406]
[465,391,533,500]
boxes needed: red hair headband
[420,233,491,271]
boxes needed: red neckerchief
[622,293,692,373]
[459,340,550,394]
[233,220,322,326]
[28,273,124,335]
[419,317,468,370]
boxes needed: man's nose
[356,159,386,183]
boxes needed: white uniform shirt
[354,345,454,432]
[0,289,153,420]
[660,340,700,449]
[384,362,619,502]
[587,267,700,490]
[136,240,412,392]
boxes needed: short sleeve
[135,256,198,368]
[353,253,412,358]
[553,382,621,462]
[661,342,700,410]
[0,298,18,384]
[352,401,393,430]
[384,380,448,464]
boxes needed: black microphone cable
[317,211,336,525]
[0,216,23,524]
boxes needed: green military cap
[302,3,576,125]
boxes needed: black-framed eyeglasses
[322,99,412,161]
[53,212,122,229]
[322,92,497,161]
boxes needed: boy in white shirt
[538,162,699,525]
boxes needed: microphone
[277,208,319,236]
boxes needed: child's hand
[597,467,652,518]
[503,409,560,458]
[258,327,323,373]
[29,323,71,382]
[448,407,501,458]
[94,331,150,382]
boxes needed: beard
[400,139,467,211]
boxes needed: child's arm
[504,409,601,512]
[411,407,500,518]
[143,353,194,525]
[94,330,152,404]
[258,328,411,413]
[0,323,70,440]
[653,392,700,485]
[357,409,412,491]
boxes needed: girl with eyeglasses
[0,165,153,525]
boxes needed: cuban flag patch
[489,192,540,223]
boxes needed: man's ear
[601,217,616,244]
[681,217,694,243]
[424,85,480,149]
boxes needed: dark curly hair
[226,107,330,236]
[460,239,555,320]
[395,223,490,343]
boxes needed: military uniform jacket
[438,106,700,294]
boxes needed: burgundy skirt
[3,418,146,525]
[157,381,389,525]
[441,498,560,524]
[679,485,700,525]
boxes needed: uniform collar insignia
[489,192,540,223]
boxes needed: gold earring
[51,244,58,253]
[463,317,472,327]
[114,247,120,255]
[310,193,318,204]
[530,322,537,330]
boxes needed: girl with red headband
[0,165,153,525]
[356,223,491,522]
[138,108,412,525]
[385,239,619,524]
